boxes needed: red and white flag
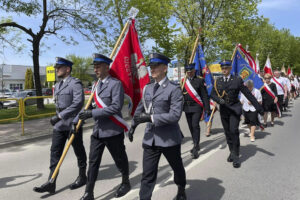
[287,66,291,76]
[255,54,260,75]
[109,19,150,116]
[237,44,259,74]
[264,56,273,75]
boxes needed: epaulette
[169,80,180,86]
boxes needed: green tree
[24,68,34,89]
[171,0,261,63]
[66,54,94,86]
[90,0,177,58]
[0,0,103,109]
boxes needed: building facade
[0,64,46,91]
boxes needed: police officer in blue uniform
[211,60,264,168]
[78,54,131,200]
[182,63,211,159]
[128,53,187,200]
[33,57,87,194]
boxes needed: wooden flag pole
[181,34,200,91]
[50,19,132,183]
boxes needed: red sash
[263,83,281,117]
[93,83,129,132]
[183,78,204,107]
[272,77,284,92]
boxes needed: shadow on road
[0,173,42,189]
[254,131,271,140]
[240,144,275,163]
[162,177,225,200]
[186,178,225,200]
[96,161,138,181]
[274,120,285,126]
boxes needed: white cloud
[259,0,299,10]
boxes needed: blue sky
[1,0,300,66]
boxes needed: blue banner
[232,50,264,90]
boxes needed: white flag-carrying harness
[263,83,281,117]
[93,85,130,132]
[183,78,204,108]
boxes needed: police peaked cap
[149,53,171,66]
[185,63,196,71]
[219,60,232,68]
[54,57,73,68]
[92,53,112,65]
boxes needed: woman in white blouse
[240,80,262,142]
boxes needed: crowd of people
[32,54,299,200]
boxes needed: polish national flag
[264,56,273,75]
[287,66,291,76]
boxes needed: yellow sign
[46,66,56,82]
[209,64,222,73]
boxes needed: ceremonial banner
[287,67,291,76]
[238,44,259,74]
[264,56,273,75]
[193,44,214,96]
[255,54,260,75]
[109,19,150,116]
[232,50,264,90]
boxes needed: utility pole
[0,64,4,91]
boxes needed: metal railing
[0,96,56,135]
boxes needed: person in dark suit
[211,60,264,168]
[128,53,186,200]
[33,57,87,194]
[261,73,278,127]
[78,54,131,200]
[181,63,211,159]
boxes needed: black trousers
[50,127,87,174]
[277,95,284,112]
[185,111,202,146]
[140,144,186,200]
[85,133,129,193]
[220,107,240,156]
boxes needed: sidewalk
[0,107,131,148]
[0,117,94,148]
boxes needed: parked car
[3,91,37,108]
[84,88,92,95]
[42,88,53,96]
[0,89,13,96]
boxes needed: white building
[0,64,46,91]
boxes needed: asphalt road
[0,99,300,200]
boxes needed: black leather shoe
[80,192,94,200]
[232,155,241,168]
[115,175,131,198]
[33,181,55,194]
[70,168,87,190]
[190,144,200,153]
[70,175,87,190]
[191,147,199,159]
[227,153,233,162]
[176,186,186,200]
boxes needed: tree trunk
[32,39,44,109]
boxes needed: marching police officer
[78,54,131,200]
[211,60,264,168]
[33,57,87,194]
[128,53,187,200]
[182,63,211,159]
